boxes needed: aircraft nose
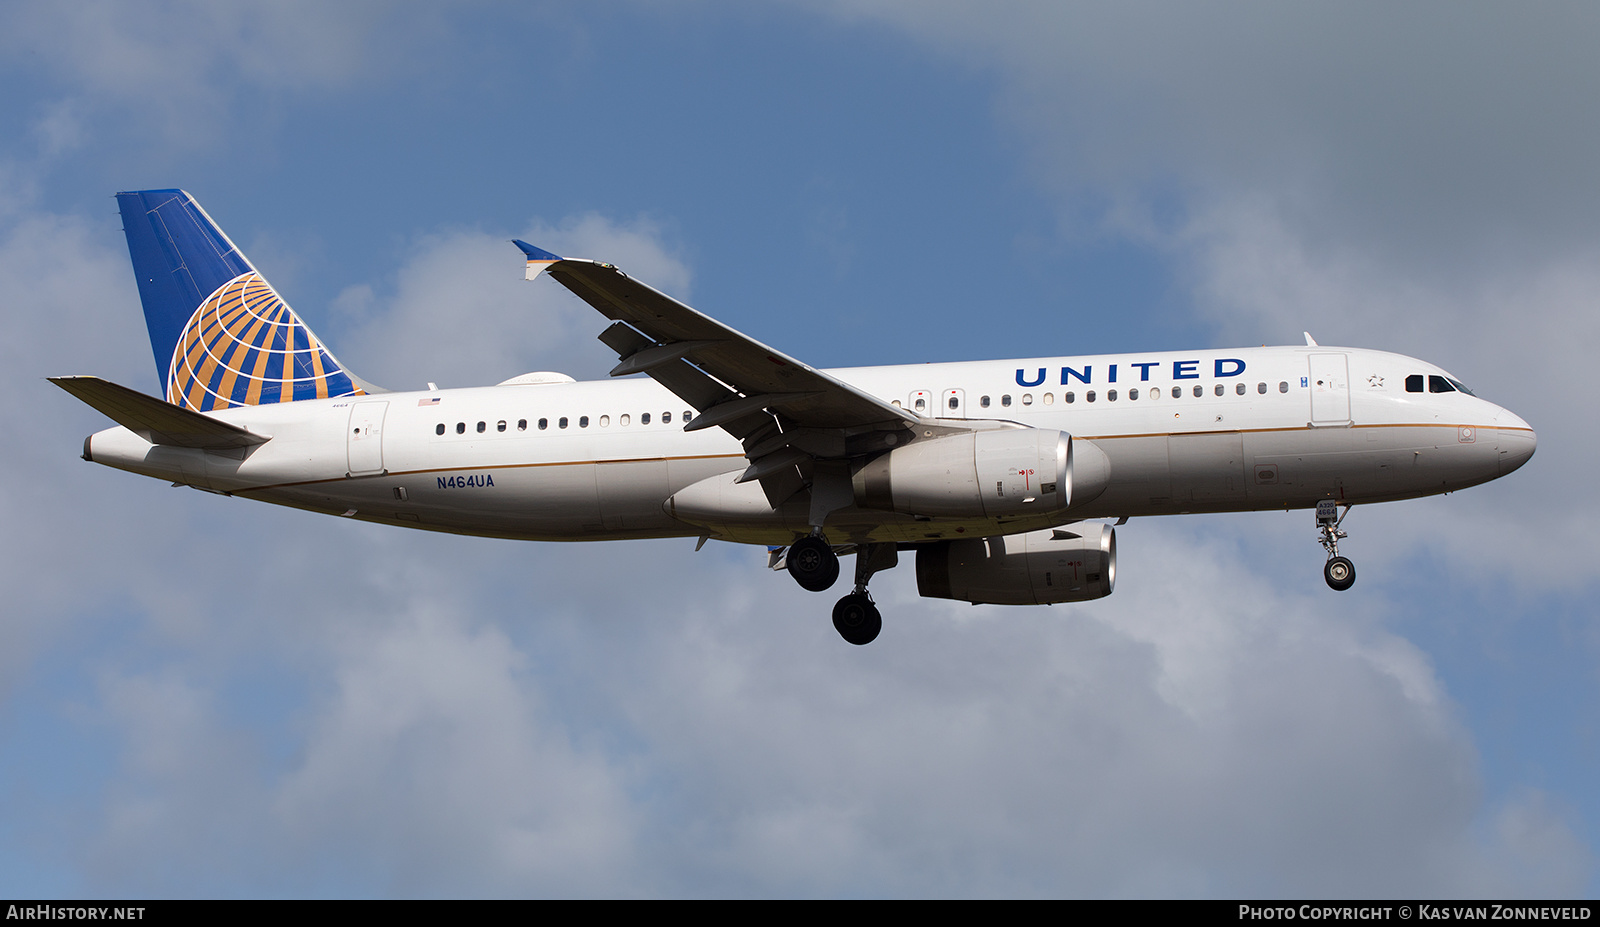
[1494,409,1536,476]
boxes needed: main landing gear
[1316,499,1356,591]
[781,536,896,645]
[832,593,880,647]
[785,535,839,592]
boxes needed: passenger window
[980,396,991,408]
[1257,382,1266,394]
[436,424,445,435]
[579,416,589,428]
[1193,385,1203,397]
[1172,387,1182,399]
[1108,389,1118,401]
[1002,395,1012,407]
[642,412,651,425]
[1406,374,1424,392]
[892,400,902,408]
[1129,388,1139,400]
[1429,375,1455,393]
[558,417,568,429]
[538,418,548,430]
[914,397,926,412]
[1215,384,1225,396]
[477,421,486,433]
[1022,394,1033,406]
[663,411,672,423]
[621,414,630,426]
[1043,393,1054,405]
[1065,391,1075,404]
[497,420,507,432]
[684,411,693,422]
[518,419,527,431]
[1279,381,1288,393]
[1148,388,1158,400]
[1236,383,1246,395]
[599,415,610,427]
[1087,390,1097,403]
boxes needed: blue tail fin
[116,189,371,410]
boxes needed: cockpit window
[1406,375,1424,393]
[1446,377,1475,396]
[1428,375,1455,393]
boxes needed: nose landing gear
[1317,500,1356,591]
[1324,556,1355,590]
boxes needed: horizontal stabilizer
[49,376,270,449]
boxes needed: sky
[0,0,1596,898]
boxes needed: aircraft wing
[49,376,270,449]
[518,243,927,501]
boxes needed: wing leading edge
[515,242,930,505]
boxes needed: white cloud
[272,604,638,895]
[32,100,86,159]
[0,210,155,698]
[508,521,1588,896]
[0,1,445,149]
[830,2,1600,260]
[329,215,689,391]
[82,670,267,889]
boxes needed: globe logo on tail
[166,272,363,411]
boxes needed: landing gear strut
[778,535,896,644]
[1316,499,1356,591]
[831,543,897,646]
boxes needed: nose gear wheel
[1316,501,1356,591]
[1324,556,1355,591]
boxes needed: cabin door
[346,401,389,477]
[1308,354,1351,424]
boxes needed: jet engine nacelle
[915,524,1116,605]
[853,429,1108,519]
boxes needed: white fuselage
[84,345,1536,546]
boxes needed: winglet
[1304,332,1319,347]
[513,240,562,281]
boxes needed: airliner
[52,190,1537,644]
